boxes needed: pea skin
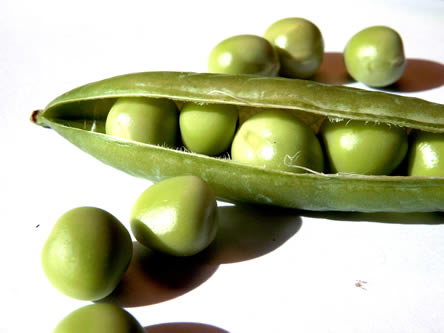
[264,17,324,78]
[344,26,406,87]
[180,102,238,156]
[208,34,280,76]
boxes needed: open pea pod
[33,71,444,212]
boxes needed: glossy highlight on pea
[33,71,444,212]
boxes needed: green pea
[208,34,280,76]
[179,102,238,156]
[231,109,324,173]
[106,97,178,146]
[320,119,408,175]
[130,176,218,256]
[53,303,144,333]
[264,17,324,78]
[41,207,132,301]
[408,131,444,177]
[344,26,406,87]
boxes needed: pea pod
[32,72,444,212]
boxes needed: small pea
[130,176,218,256]
[264,17,324,78]
[344,26,406,87]
[320,119,408,175]
[106,97,178,146]
[208,34,280,76]
[41,207,132,301]
[231,109,324,173]
[180,102,238,156]
[53,303,144,333]
[408,131,444,177]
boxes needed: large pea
[41,207,132,301]
[53,303,144,333]
[231,109,324,173]
[344,26,406,87]
[130,176,218,256]
[180,102,238,156]
[106,97,178,146]
[208,34,280,76]
[408,131,444,177]
[320,119,408,175]
[264,17,324,79]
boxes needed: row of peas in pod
[42,175,219,331]
[208,17,406,88]
[105,95,444,177]
[102,17,442,177]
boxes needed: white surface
[1,0,444,332]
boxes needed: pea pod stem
[33,71,444,212]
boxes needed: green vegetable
[41,207,132,301]
[180,102,238,155]
[208,34,280,76]
[53,303,144,333]
[32,71,444,212]
[344,25,406,87]
[130,176,218,256]
[264,17,324,78]
[320,119,408,175]
[106,96,178,146]
[408,131,444,177]
[231,109,324,173]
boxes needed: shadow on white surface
[388,58,444,92]
[203,204,302,264]
[313,52,352,85]
[144,322,229,333]
[303,211,444,224]
[313,52,444,92]
[101,204,302,307]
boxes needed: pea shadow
[312,52,352,85]
[386,58,444,92]
[302,211,444,225]
[144,322,230,333]
[101,204,302,307]
[313,53,444,92]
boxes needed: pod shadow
[101,204,302,307]
[144,322,230,333]
[200,204,302,264]
[302,211,444,225]
[312,52,353,85]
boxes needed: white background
[1,0,444,332]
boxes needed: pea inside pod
[33,72,444,212]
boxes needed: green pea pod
[32,72,444,212]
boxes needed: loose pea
[130,176,218,256]
[408,131,444,177]
[180,102,238,156]
[344,26,406,87]
[320,119,408,175]
[105,97,178,146]
[208,34,280,76]
[41,207,132,301]
[264,17,324,78]
[231,109,324,173]
[53,303,144,333]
